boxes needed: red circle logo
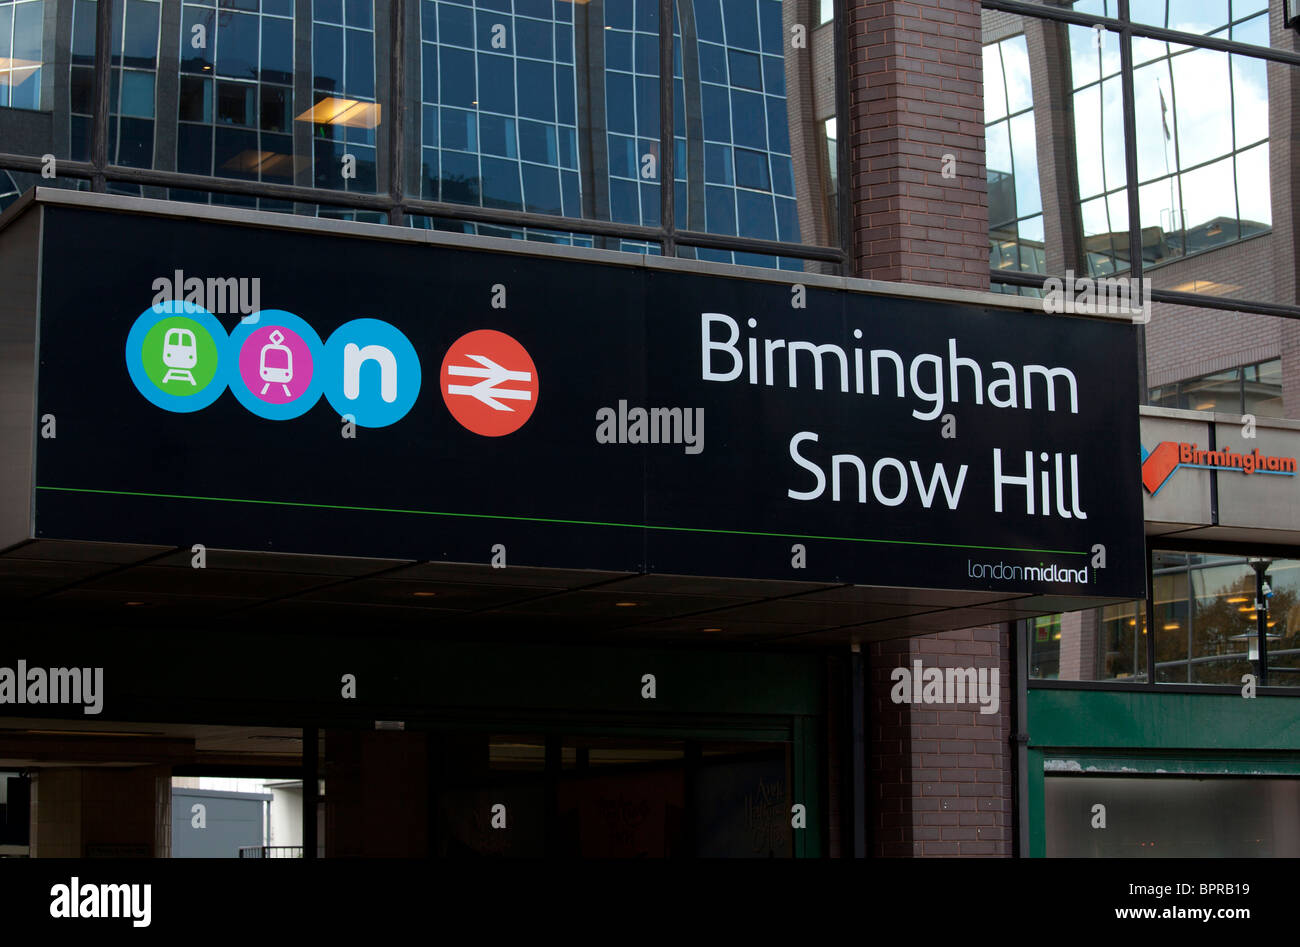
[440,330,539,436]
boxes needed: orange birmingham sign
[1142,441,1298,495]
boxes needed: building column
[30,765,171,858]
[324,729,430,858]
[847,0,988,287]
[869,625,1014,856]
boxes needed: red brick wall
[869,625,1014,856]
[847,0,988,288]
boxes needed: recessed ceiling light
[0,57,42,74]
[615,601,638,607]
[1168,279,1241,295]
[701,627,722,632]
[219,150,293,176]
[295,97,382,128]
[412,591,437,597]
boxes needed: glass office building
[982,0,1294,418]
[0,0,843,266]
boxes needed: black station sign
[32,205,1146,596]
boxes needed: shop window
[1244,360,1285,418]
[429,734,793,858]
[1029,603,1147,683]
[1031,553,1299,688]
[1046,775,1300,856]
[1147,359,1284,419]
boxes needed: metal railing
[238,846,303,858]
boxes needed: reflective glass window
[1030,553,1300,686]
[1029,604,1147,682]
[984,35,1045,279]
[67,0,99,160]
[415,0,580,223]
[679,0,835,262]
[311,0,381,194]
[1148,553,1300,688]
[102,0,161,170]
[173,1,298,195]
[0,0,841,268]
[1134,36,1270,266]
[0,0,45,110]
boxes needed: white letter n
[343,343,398,403]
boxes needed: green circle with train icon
[139,315,221,396]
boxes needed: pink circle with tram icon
[237,324,315,405]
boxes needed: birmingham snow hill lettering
[33,206,1145,596]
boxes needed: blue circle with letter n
[322,318,422,428]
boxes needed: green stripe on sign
[35,485,1087,555]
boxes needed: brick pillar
[870,625,1014,856]
[848,0,988,288]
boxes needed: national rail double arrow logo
[439,329,540,436]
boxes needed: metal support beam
[388,0,406,227]
[659,0,676,258]
[302,725,318,859]
[849,643,866,858]
[91,0,112,191]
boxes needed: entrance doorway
[325,729,799,858]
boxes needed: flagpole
[1157,77,1176,250]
